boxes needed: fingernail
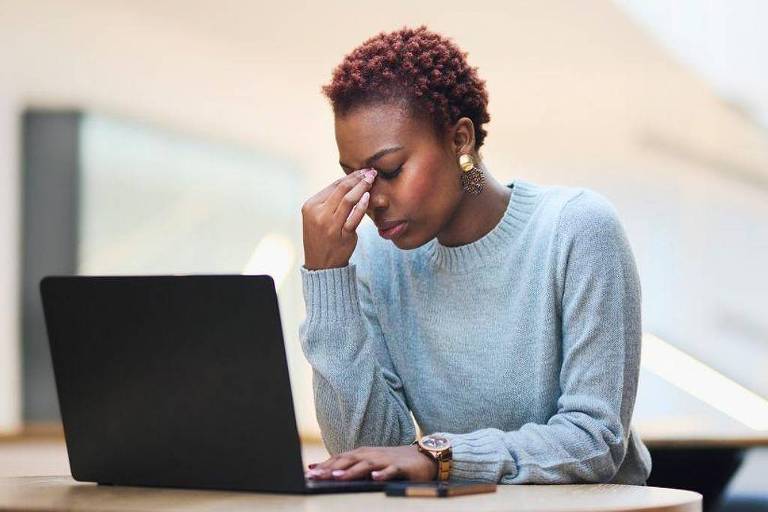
[360,192,370,203]
[363,170,377,183]
[332,470,346,477]
[371,471,381,479]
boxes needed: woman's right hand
[301,168,377,271]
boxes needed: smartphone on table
[385,481,497,497]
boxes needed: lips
[375,220,406,231]
[376,220,406,239]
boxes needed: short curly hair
[322,25,491,150]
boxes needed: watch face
[421,435,451,450]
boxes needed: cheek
[400,172,434,209]
[398,158,456,225]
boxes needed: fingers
[371,465,402,481]
[342,192,370,233]
[301,169,376,240]
[304,447,412,482]
[328,169,376,218]
[306,455,359,480]
[333,459,387,481]
[306,448,388,481]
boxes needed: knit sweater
[298,179,652,485]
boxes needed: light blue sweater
[299,179,652,485]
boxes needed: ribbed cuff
[300,264,362,326]
[434,429,517,482]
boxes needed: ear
[450,117,476,156]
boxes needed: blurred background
[1,0,766,510]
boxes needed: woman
[299,25,652,485]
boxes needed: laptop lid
[40,274,307,493]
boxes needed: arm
[299,243,416,454]
[435,191,643,484]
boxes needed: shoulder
[513,180,627,257]
[512,181,622,242]
[540,186,633,266]
[556,188,624,240]
[518,179,616,223]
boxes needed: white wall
[0,90,21,433]
[2,0,766,436]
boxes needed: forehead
[334,102,434,161]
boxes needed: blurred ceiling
[3,0,768,188]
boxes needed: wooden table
[0,476,701,512]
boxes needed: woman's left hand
[305,445,437,482]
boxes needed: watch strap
[435,449,452,480]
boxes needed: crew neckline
[423,180,541,272]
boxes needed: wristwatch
[412,434,452,480]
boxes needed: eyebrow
[339,145,404,170]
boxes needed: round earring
[458,154,485,195]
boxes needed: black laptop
[39,274,387,494]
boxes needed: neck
[436,165,512,247]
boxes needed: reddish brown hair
[322,25,491,149]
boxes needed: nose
[367,180,388,213]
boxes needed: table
[0,476,701,512]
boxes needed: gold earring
[458,154,485,195]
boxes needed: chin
[391,232,426,251]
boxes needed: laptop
[39,274,388,494]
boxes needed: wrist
[302,260,350,271]
[411,445,438,480]
[302,249,352,271]
[412,435,452,481]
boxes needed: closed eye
[376,164,403,180]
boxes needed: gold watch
[412,434,452,480]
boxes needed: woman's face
[335,102,464,250]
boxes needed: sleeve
[433,191,643,484]
[298,232,417,455]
